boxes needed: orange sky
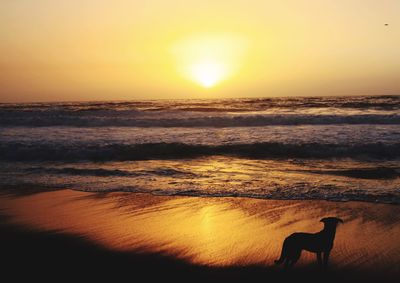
[1,0,399,102]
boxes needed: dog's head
[320,217,344,227]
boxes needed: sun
[171,33,249,89]
[190,60,225,88]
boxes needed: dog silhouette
[275,217,343,270]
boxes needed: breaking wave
[1,142,400,161]
[1,113,400,127]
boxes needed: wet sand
[1,190,400,282]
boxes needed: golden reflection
[1,190,400,271]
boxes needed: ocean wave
[70,186,400,205]
[293,168,400,179]
[1,95,400,112]
[2,179,398,204]
[24,167,141,177]
[1,142,400,161]
[23,167,196,177]
[17,165,400,180]
[1,113,400,127]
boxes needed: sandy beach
[1,189,399,282]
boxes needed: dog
[274,217,343,270]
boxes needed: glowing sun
[172,33,248,89]
[190,60,225,88]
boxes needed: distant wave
[2,142,400,161]
[1,95,400,112]
[1,113,400,127]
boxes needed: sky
[0,0,399,102]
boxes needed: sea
[1,95,400,204]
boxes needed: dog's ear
[337,218,344,224]
[320,218,327,223]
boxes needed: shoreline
[1,189,400,281]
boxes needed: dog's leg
[316,252,322,268]
[284,259,296,270]
[323,250,331,269]
[283,259,290,270]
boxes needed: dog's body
[275,217,343,269]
